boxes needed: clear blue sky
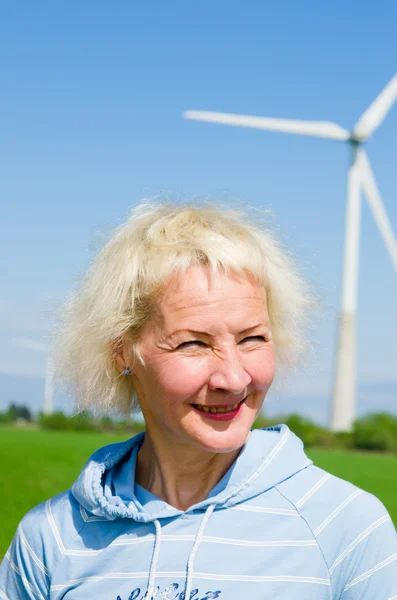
[1,1,396,423]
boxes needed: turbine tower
[183,74,397,431]
[43,359,54,415]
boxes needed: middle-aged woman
[1,201,396,600]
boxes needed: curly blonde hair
[53,200,314,414]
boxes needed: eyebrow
[168,324,267,339]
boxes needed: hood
[72,425,311,523]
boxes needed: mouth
[190,397,247,420]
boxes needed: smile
[193,402,241,414]
[191,396,247,421]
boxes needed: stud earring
[123,368,131,375]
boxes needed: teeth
[195,401,241,414]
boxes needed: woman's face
[127,265,275,454]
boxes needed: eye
[240,335,268,344]
[176,340,207,349]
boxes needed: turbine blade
[358,150,397,271]
[183,110,350,141]
[353,73,397,141]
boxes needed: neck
[135,431,242,511]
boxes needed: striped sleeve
[335,494,397,599]
[277,466,397,598]
[0,492,79,600]
[0,521,50,600]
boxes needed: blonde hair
[53,200,314,414]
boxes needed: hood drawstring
[184,503,216,600]
[147,519,162,598]
[146,504,216,600]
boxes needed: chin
[188,422,254,454]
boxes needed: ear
[113,337,133,374]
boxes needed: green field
[1,427,396,558]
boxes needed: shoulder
[276,464,397,596]
[0,490,86,599]
[24,488,86,555]
[5,490,85,576]
[276,463,392,535]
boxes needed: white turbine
[43,358,54,415]
[11,337,53,414]
[183,74,397,431]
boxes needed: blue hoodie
[1,425,396,599]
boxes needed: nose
[208,348,252,395]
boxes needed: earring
[123,368,131,375]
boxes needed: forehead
[154,265,268,326]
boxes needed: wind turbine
[11,337,53,414]
[183,74,397,431]
[44,358,54,415]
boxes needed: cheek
[150,356,210,399]
[247,348,276,389]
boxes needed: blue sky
[1,2,396,423]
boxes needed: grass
[1,427,396,558]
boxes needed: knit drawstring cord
[147,519,162,598]
[184,503,216,600]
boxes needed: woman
[1,201,396,599]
